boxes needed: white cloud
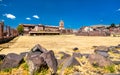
[117,8,120,11]
[33,15,39,19]
[3,14,16,19]
[26,17,31,20]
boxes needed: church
[21,20,73,35]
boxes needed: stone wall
[0,22,18,44]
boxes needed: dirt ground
[0,35,120,55]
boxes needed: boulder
[31,44,47,53]
[58,51,71,59]
[94,50,109,58]
[26,52,47,75]
[73,52,82,58]
[62,56,80,69]
[88,54,113,67]
[60,56,80,75]
[41,50,58,74]
[95,46,109,52]
[108,46,116,51]
[20,52,28,58]
[82,53,90,58]
[112,61,120,65]
[0,53,23,70]
[111,50,120,54]
[0,54,6,61]
[73,47,79,51]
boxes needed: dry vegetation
[0,35,120,75]
[0,35,120,55]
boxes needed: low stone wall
[76,31,110,36]
[0,22,18,44]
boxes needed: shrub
[104,65,115,73]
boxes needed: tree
[110,23,116,28]
[17,24,24,35]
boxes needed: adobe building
[21,20,73,35]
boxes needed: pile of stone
[0,44,58,75]
[0,44,120,75]
[57,45,120,75]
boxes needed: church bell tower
[59,20,64,30]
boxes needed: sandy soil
[0,35,120,55]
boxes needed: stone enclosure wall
[0,22,18,44]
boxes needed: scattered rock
[94,50,109,58]
[26,52,47,75]
[20,52,28,58]
[41,50,58,74]
[82,53,90,58]
[73,52,82,58]
[111,50,120,54]
[108,46,116,51]
[112,61,120,65]
[115,46,120,49]
[73,47,79,51]
[58,51,71,59]
[88,54,113,67]
[31,44,47,53]
[95,46,109,52]
[92,46,98,48]
[60,56,80,75]
[0,54,6,61]
[0,53,23,70]
[62,56,80,69]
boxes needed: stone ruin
[0,44,120,75]
[0,44,58,75]
[0,22,18,44]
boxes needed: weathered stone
[95,50,109,58]
[111,50,120,54]
[73,52,82,58]
[0,54,6,61]
[60,56,80,75]
[26,52,47,75]
[95,46,109,52]
[108,46,116,51]
[58,51,71,59]
[73,47,79,51]
[31,44,47,53]
[0,53,23,70]
[57,57,70,67]
[82,53,90,58]
[20,52,28,58]
[62,56,80,69]
[41,50,58,74]
[115,46,120,48]
[88,54,113,67]
[112,61,120,65]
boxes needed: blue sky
[0,0,120,29]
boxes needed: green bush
[3,68,12,72]
[104,65,115,73]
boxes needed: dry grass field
[0,35,120,55]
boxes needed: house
[21,20,73,35]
